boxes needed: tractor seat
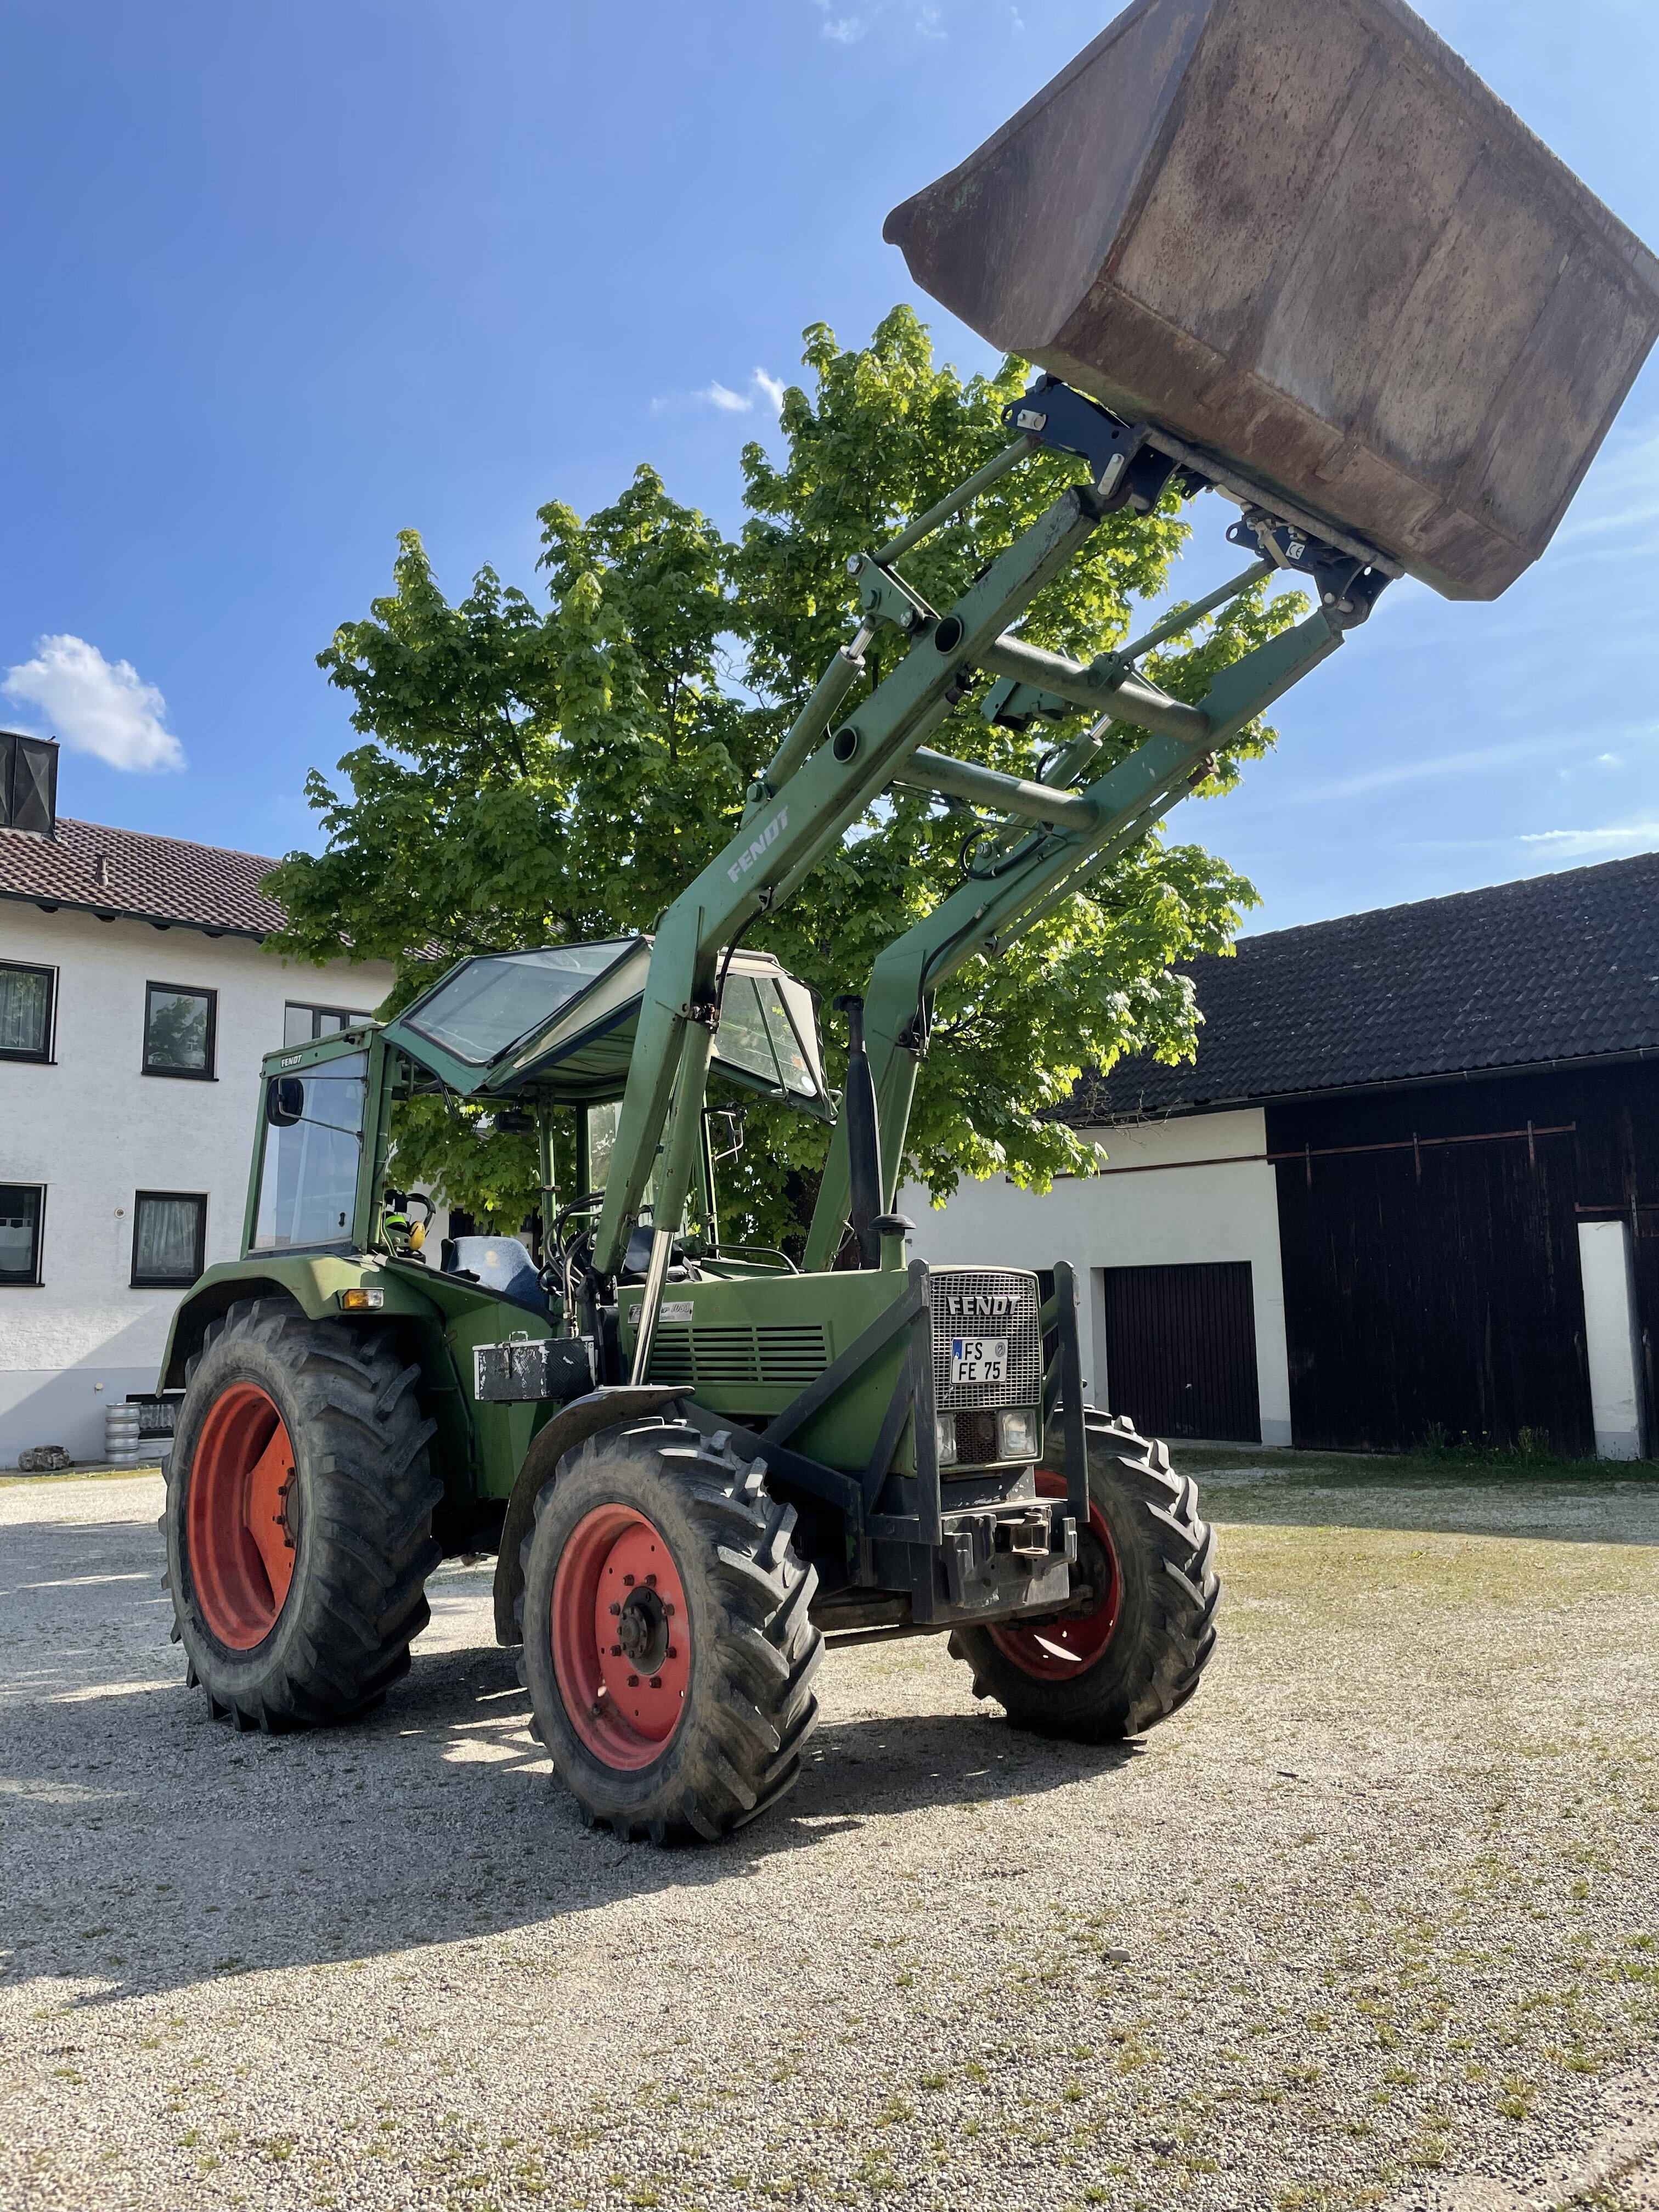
[441,1235,550,1313]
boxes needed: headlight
[934,1414,958,1468]
[997,1407,1039,1460]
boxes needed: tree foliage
[265,307,1301,1241]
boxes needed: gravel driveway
[2,1458,1656,2212]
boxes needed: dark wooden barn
[1046,854,1659,1458]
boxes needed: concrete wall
[901,1108,1293,1445]
[0,903,393,1464]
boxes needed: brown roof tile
[0,816,286,939]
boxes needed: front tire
[518,1421,823,1842]
[162,1297,441,1731]
[950,1409,1219,1741]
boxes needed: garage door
[1102,1261,1261,1442]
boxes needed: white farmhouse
[0,735,395,1466]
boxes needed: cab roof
[378,938,833,1118]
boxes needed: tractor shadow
[3,1625,1141,2011]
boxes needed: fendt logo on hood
[945,1291,1026,1321]
[727,807,788,886]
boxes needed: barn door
[1102,1261,1261,1442]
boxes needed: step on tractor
[157,0,1656,1841]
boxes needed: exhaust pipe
[835,996,883,1269]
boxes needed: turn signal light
[340,1288,385,1312]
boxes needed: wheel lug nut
[627,1674,640,1688]
[608,1601,621,1616]
[667,1646,678,1660]
[645,1573,657,1587]
[611,1644,622,1657]
[663,1602,675,1617]
[649,1675,662,1689]
[623,1573,635,1586]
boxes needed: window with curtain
[132,1192,207,1286]
[0,1186,44,1285]
[0,962,54,1060]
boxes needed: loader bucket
[884,0,1659,600]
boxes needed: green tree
[265,307,1300,1242]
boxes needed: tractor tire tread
[520,1420,823,1845]
[162,1301,439,1731]
[950,1407,1221,1745]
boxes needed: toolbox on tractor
[154,0,1653,1842]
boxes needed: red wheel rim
[988,1469,1122,1680]
[551,1505,691,1770]
[185,1383,300,1650]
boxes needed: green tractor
[155,0,1655,1840]
[156,402,1338,1841]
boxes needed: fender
[491,1385,686,1645]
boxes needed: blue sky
[3,0,1656,933]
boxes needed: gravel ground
[2,1459,1656,2212]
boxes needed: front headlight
[934,1414,959,1468]
[997,1407,1039,1461]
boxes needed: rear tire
[949,1409,1219,1742]
[518,1420,823,1843]
[162,1297,441,1731]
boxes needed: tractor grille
[646,1322,830,1391]
[928,1267,1042,1411]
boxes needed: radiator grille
[929,1267,1042,1410]
[646,1322,830,1391]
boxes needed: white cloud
[3,634,184,773]
[653,369,788,417]
[1519,822,1659,859]
[821,15,867,40]
[701,381,751,414]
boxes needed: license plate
[950,1335,1008,1386]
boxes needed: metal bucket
[884,0,1659,599]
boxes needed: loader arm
[801,600,1344,1268]
[591,454,1104,1273]
[593,381,1382,1282]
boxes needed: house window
[132,1192,208,1286]
[143,983,217,1079]
[0,1186,44,1285]
[284,1003,369,1048]
[0,961,54,1062]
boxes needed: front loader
[156,0,1656,1841]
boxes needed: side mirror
[266,1075,304,1127]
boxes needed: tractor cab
[241,937,833,1280]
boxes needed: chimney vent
[0,733,59,837]
[94,853,111,889]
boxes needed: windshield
[403,945,627,1067]
[252,1054,366,1251]
[715,974,819,1100]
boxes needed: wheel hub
[551,1505,691,1770]
[185,1382,300,1650]
[614,1583,669,1672]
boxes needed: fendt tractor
[156,0,1657,1841]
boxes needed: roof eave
[0,884,272,943]
[1079,1040,1659,1123]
